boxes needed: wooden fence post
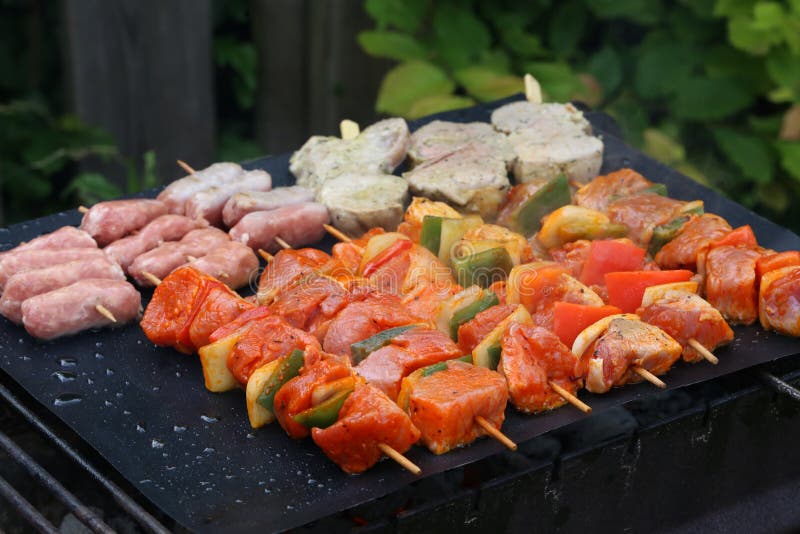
[62,0,215,186]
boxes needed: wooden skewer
[141,271,162,286]
[633,366,666,389]
[688,338,719,365]
[186,255,198,262]
[78,206,89,214]
[323,223,352,243]
[377,443,421,475]
[475,415,517,451]
[95,304,117,323]
[548,381,591,414]
[274,236,292,250]
[524,73,542,104]
[339,119,360,140]
[257,249,274,263]
[177,159,196,175]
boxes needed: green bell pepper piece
[451,247,514,288]
[293,387,354,429]
[449,291,499,340]
[486,343,502,370]
[515,175,571,235]
[256,349,305,411]
[350,324,419,364]
[647,204,704,256]
[642,183,668,196]
[419,215,443,256]
[420,355,474,378]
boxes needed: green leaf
[714,0,758,17]
[501,27,547,59]
[214,37,257,109]
[643,128,686,165]
[757,181,790,213]
[766,50,800,102]
[63,173,123,205]
[523,61,583,102]
[432,2,491,69]
[376,61,454,116]
[748,114,784,136]
[357,31,427,61]
[548,0,587,57]
[712,127,773,184]
[586,47,623,96]
[588,0,663,24]
[473,49,512,74]
[454,67,523,101]
[727,16,774,54]
[672,78,753,120]
[704,45,769,94]
[364,0,427,33]
[406,94,475,119]
[776,141,800,181]
[635,42,697,99]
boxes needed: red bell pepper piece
[605,270,694,313]
[756,251,800,279]
[362,239,413,277]
[579,239,646,286]
[553,302,622,347]
[711,225,757,249]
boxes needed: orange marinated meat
[256,248,331,304]
[312,384,420,474]
[273,356,352,439]
[607,194,685,247]
[270,275,351,340]
[499,324,580,413]
[511,264,603,330]
[488,280,507,305]
[457,304,517,354]
[185,281,254,350]
[322,292,417,358]
[402,282,461,323]
[367,245,411,295]
[704,245,762,325]
[760,266,800,336]
[332,228,383,273]
[574,168,653,212]
[549,240,591,279]
[207,306,271,343]
[655,214,732,270]
[355,327,461,400]
[400,361,507,455]
[226,315,321,384]
[576,317,681,394]
[140,266,214,353]
[397,220,421,243]
[638,292,733,362]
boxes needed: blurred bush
[360,0,800,229]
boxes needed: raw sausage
[21,279,140,340]
[156,162,243,214]
[222,186,315,227]
[80,199,168,246]
[0,248,108,290]
[0,257,125,323]
[103,214,207,271]
[189,241,259,290]
[229,202,329,252]
[184,169,272,226]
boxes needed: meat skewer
[140,267,423,474]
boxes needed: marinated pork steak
[403,143,510,220]
[318,173,409,236]
[289,118,410,192]
[408,120,515,168]
[491,101,603,184]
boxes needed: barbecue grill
[2,98,800,533]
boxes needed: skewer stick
[633,366,666,389]
[377,443,421,475]
[257,249,274,263]
[186,255,198,262]
[177,159,196,175]
[141,271,162,286]
[274,236,292,250]
[95,304,117,323]
[475,415,517,451]
[323,224,352,243]
[339,119,360,140]
[78,205,89,214]
[524,73,542,104]
[548,381,591,414]
[688,338,719,365]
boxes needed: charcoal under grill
[2,99,800,532]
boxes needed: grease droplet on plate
[54,393,82,406]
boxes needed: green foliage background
[360,0,800,230]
